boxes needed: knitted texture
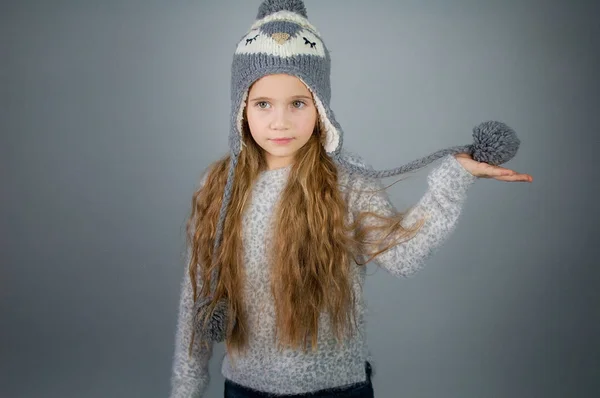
[170,253,213,398]
[257,0,308,19]
[169,151,477,396]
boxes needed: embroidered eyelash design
[303,37,317,48]
[245,34,259,45]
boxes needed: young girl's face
[246,74,318,170]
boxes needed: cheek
[296,113,317,136]
[246,110,264,136]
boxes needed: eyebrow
[248,95,313,102]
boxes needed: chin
[267,149,295,158]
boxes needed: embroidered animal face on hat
[229,0,343,157]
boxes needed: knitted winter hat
[193,0,521,343]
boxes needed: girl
[169,1,532,397]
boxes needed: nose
[270,107,290,130]
[271,32,290,45]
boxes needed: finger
[493,174,533,182]
[482,165,516,178]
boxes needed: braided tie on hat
[334,121,520,177]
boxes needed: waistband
[224,360,373,397]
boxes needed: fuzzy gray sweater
[169,151,477,397]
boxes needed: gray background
[2,0,599,397]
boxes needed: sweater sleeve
[350,154,477,278]
[169,171,214,398]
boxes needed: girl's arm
[349,153,477,277]
[169,249,214,398]
[170,170,213,398]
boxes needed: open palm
[454,153,533,182]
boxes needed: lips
[270,138,293,144]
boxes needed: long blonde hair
[187,114,424,357]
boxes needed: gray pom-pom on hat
[471,120,520,165]
[257,0,308,19]
[195,0,523,344]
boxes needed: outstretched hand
[454,153,533,182]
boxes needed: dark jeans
[224,361,374,398]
